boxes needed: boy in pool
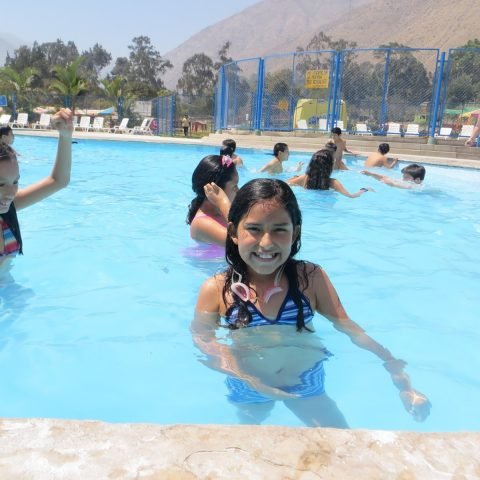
[192,178,431,427]
[361,163,425,189]
[329,127,358,170]
[259,143,303,174]
[364,143,398,168]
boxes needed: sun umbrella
[98,107,115,115]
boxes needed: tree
[115,36,173,97]
[49,58,89,111]
[177,53,215,96]
[80,44,112,88]
[214,41,233,71]
[0,66,40,111]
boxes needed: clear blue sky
[3,0,260,59]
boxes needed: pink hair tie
[221,155,233,168]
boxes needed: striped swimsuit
[0,216,20,257]
[225,289,332,403]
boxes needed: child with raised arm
[0,108,73,272]
[192,178,430,427]
[364,143,398,168]
[287,147,372,198]
[259,143,303,174]
[361,163,425,189]
[187,147,239,246]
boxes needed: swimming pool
[1,135,479,431]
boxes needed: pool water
[1,136,479,431]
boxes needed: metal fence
[215,47,480,139]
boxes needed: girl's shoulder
[294,260,322,286]
[197,272,227,313]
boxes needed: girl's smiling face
[232,200,297,277]
[0,159,20,214]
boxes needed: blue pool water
[1,135,479,431]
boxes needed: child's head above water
[331,127,342,137]
[401,163,425,183]
[273,142,289,160]
[378,143,390,155]
[226,178,302,271]
[222,138,237,153]
[0,126,14,145]
[187,153,239,224]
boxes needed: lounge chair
[132,117,153,135]
[33,113,51,129]
[386,122,402,136]
[335,120,344,131]
[114,118,131,133]
[89,117,107,132]
[355,123,372,135]
[0,114,12,126]
[10,113,29,128]
[405,123,420,136]
[75,116,91,131]
[296,119,308,130]
[458,125,474,140]
[318,118,328,131]
[435,127,452,139]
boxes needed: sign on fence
[305,70,329,89]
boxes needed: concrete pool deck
[5,128,480,478]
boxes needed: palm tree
[0,66,39,112]
[49,58,89,112]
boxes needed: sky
[2,0,261,60]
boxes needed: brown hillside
[163,0,479,89]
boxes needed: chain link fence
[215,47,480,139]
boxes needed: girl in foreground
[187,147,239,246]
[287,148,372,198]
[0,108,73,272]
[192,178,430,427]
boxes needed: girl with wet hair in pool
[287,148,372,198]
[192,178,431,427]
[187,146,239,246]
[0,109,73,272]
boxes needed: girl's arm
[15,109,73,211]
[330,179,371,198]
[311,266,431,421]
[286,174,306,186]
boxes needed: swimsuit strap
[0,216,20,256]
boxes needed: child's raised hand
[204,182,230,210]
[51,108,74,134]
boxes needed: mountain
[163,0,480,89]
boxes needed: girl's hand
[204,182,230,211]
[399,389,431,422]
[51,108,74,134]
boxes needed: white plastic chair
[458,125,474,139]
[132,117,153,135]
[318,118,327,131]
[405,123,420,136]
[435,127,452,139]
[33,113,51,129]
[89,117,107,132]
[10,113,29,128]
[296,119,308,130]
[387,122,402,136]
[0,114,12,126]
[114,118,131,133]
[355,123,372,135]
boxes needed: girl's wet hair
[0,144,23,253]
[223,178,312,331]
[186,152,237,224]
[305,149,334,190]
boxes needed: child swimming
[361,163,426,189]
[192,178,430,427]
[287,148,372,198]
[187,147,239,246]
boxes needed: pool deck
[6,128,480,478]
[14,127,480,169]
